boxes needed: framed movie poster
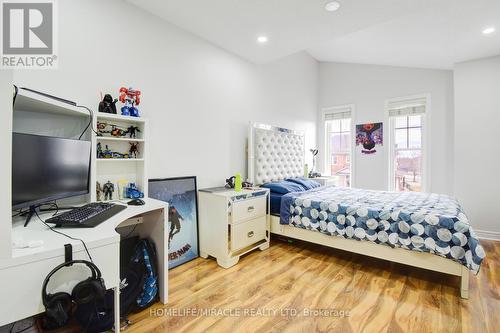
[355,122,383,154]
[149,176,199,269]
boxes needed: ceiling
[127,0,500,69]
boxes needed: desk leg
[114,286,120,332]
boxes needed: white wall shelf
[97,137,144,142]
[93,113,148,202]
[96,158,145,162]
[96,113,145,124]
[14,88,89,118]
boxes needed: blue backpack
[131,239,159,310]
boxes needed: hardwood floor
[127,237,499,333]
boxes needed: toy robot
[103,181,115,201]
[126,126,141,139]
[125,183,144,199]
[119,87,141,117]
[129,142,139,158]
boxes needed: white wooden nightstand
[310,176,336,187]
[198,187,270,268]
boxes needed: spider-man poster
[356,122,383,154]
[149,177,199,269]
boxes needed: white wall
[318,62,454,194]
[454,56,500,237]
[11,0,317,189]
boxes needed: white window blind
[388,97,426,117]
[324,105,353,121]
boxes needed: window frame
[386,94,430,192]
[323,104,355,187]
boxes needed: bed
[248,122,484,298]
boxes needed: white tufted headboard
[248,123,305,185]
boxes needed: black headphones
[41,260,106,330]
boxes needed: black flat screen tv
[12,133,91,210]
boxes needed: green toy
[234,173,242,192]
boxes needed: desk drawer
[231,216,266,251]
[232,197,266,223]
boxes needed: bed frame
[248,122,469,299]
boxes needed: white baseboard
[475,229,500,241]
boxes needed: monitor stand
[24,206,37,227]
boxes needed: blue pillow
[261,180,306,194]
[285,177,321,190]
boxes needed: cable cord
[34,210,94,263]
[76,104,99,140]
[13,84,18,108]
[12,84,96,140]
[9,320,34,333]
[121,223,138,239]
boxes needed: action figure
[110,126,126,137]
[102,181,115,201]
[129,142,139,158]
[98,94,118,114]
[96,181,103,201]
[119,87,141,117]
[101,145,113,159]
[97,142,103,158]
[126,126,141,139]
[168,206,183,248]
[97,122,127,137]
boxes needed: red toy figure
[119,87,141,117]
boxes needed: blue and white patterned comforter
[280,186,484,273]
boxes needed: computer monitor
[12,133,91,226]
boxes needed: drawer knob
[247,231,254,238]
[247,206,255,212]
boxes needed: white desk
[0,198,168,331]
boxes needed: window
[331,155,338,165]
[388,97,427,192]
[324,105,353,187]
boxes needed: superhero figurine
[96,142,103,158]
[102,181,115,201]
[96,182,103,201]
[98,94,118,114]
[119,87,141,117]
[129,142,139,158]
[127,126,141,139]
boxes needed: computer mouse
[127,198,145,206]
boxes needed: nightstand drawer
[231,216,267,251]
[231,197,266,223]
